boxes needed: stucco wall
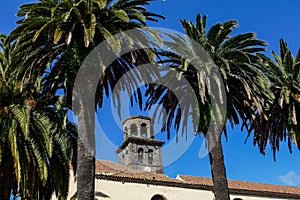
[95,179,214,200]
[51,171,298,200]
[94,179,294,200]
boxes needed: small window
[151,194,166,200]
[148,149,153,164]
[233,198,243,200]
[138,148,144,163]
[141,123,147,138]
[130,124,137,136]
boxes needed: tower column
[137,125,141,137]
[124,127,128,140]
[128,128,131,137]
[147,127,151,138]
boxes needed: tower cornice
[116,136,165,154]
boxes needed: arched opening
[233,198,243,200]
[151,194,166,200]
[130,124,137,137]
[138,148,144,163]
[148,149,153,164]
[141,123,147,138]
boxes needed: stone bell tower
[116,116,165,174]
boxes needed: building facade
[61,116,300,200]
[92,160,300,200]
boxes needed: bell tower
[116,116,164,174]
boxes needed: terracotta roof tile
[95,160,128,174]
[95,160,300,197]
[95,160,178,182]
[176,175,213,185]
[96,161,205,185]
[113,171,180,182]
[178,175,300,195]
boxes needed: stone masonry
[116,116,165,174]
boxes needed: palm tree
[27,94,77,200]
[145,14,270,200]
[252,39,300,158]
[10,0,164,198]
[0,34,76,200]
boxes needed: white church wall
[51,173,299,200]
[95,179,296,200]
[95,179,214,200]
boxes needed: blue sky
[2,0,300,187]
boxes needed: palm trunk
[27,162,36,199]
[0,148,14,200]
[77,96,95,200]
[74,55,101,199]
[208,138,230,200]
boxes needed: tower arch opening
[137,148,144,163]
[148,149,153,164]
[141,123,147,138]
[130,124,138,137]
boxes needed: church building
[66,116,300,200]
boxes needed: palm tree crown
[253,39,300,157]
[0,33,76,200]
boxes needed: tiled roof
[178,175,300,197]
[103,170,180,182]
[95,160,300,198]
[95,160,128,174]
[95,160,178,182]
[95,160,211,190]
